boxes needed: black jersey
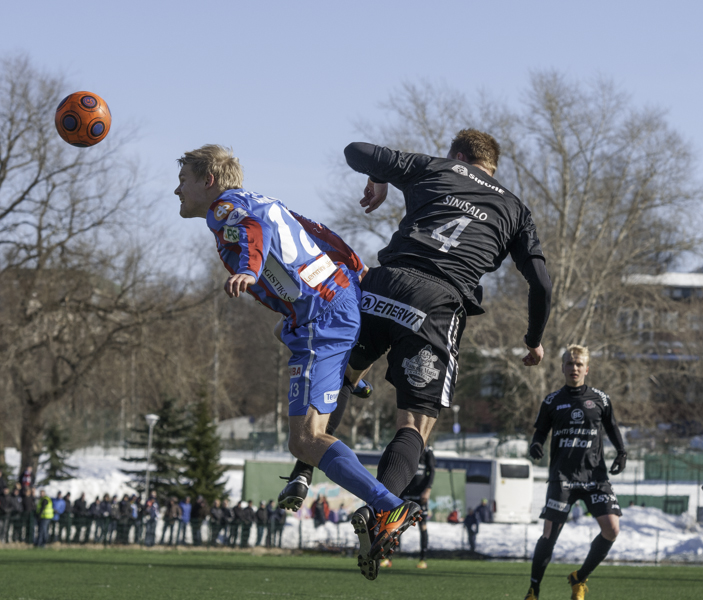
[344,143,545,316]
[402,448,436,497]
[533,385,625,485]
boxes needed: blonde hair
[562,344,590,364]
[177,144,243,190]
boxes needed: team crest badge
[214,202,234,221]
[402,345,440,388]
[452,164,469,176]
[584,400,596,409]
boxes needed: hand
[420,488,431,504]
[224,273,256,298]
[360,178,388,213]
[609,451,627,475]
[522,343,544,367]
[529,442,544,460]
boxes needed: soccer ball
[54,91,111,147]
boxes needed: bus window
[500,464,530,479]
[465,461,492,484]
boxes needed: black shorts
[540,480,622,524]
[349,266,466,415]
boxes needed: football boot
[369,500,422,560]
[567,572,589,600]
[352,379,373,399]
[277,475,309,511]
[351,506,379,580]
[416,560,428,569]
[523,588,538,600]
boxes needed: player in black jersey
[379,446,436,569]
[524,345,627,600]
[343,129,552,578]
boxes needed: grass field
[0,548,701,600]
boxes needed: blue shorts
[282,285,361,417]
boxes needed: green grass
[0,548,701,600]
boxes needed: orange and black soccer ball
[54,91,111,147]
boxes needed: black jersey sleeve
[602,397,626,454]
[508,208,545,270]
[519,257,552,348]
[344,142,432,187]
[533,400,552,438]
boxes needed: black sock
[287,379,353,486]
[530,527,561,596]
[419,527,428,560]
[376,427,424,496]
[326,378,352,435]
[288,460,314,485]
[577,534,614,581]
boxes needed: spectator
[50,491,66,543]
[20,466,34,490]
[447,508,460,524]
[58,492,72,543]
[265,500,275,546]
[117,494,131,544]
[337,504,348,523]
[160,496,181,545]
[72,492,88,543]
[97,494,111,543]
[475,498,493,524]
[221,499,233,545]
[255,501,268,546]
[88,496,102,543]
[8,488,23,542]
[240,500,255,548]
[230,499,244,547]
[311,495,329,528]
[271,505,286,548]
[210,499,224,545]
[35,490,53,548]
[107,495,120,544]
[191,495,207,547]
[143,492,159,547]
[178,496,192,545]
[0,471,7,493]
[22,488,36,544]
[130,494,142,543]
[0,488,10,543]
[464,508,479,552]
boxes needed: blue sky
[2,0,702,268]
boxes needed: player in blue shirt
[175,145,420,576]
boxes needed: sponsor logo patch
[225,207,248,226]
[402,345,440,388]
[360,292,426,332]
[213,202,234,221]
[289,365,302,378]
[547,499,569,512]
[560,481,597,490]
[300,254,336,288]
[590,493,617,505]
[556,403,570,410]
[559,437,593,448]
[261,257,301,302]
[324,391,339,404]
[571,408,584,423]
[223,226,239,243]
[452,164,468,176]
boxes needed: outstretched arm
[518,257,552,366]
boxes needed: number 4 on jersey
[431,216,472,252]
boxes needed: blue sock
[318,441,402,512]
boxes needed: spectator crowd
[0,468,288,548]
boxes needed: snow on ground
[4,447,702,563]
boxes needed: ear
[204,173,216,189]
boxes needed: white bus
[464,458,533,524]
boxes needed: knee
[602,524,619,541]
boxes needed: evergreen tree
[121,397,189,500]
[37,423,77,485]
[182,401,227,505]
